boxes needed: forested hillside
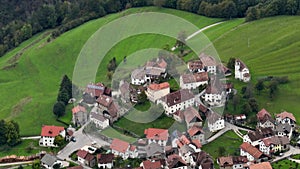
[1,0,300,57]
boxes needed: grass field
[272,159,299,169]
[210,16,300,122]
[202,131,242,159]
[0,7,222,136]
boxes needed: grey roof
[90,111,107,122]
[275,123,292,133]
[41,154,57,166]
[145,143,164,157]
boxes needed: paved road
[272,146,300,163]
[186,22,224,40]
[0,161,33,167]
[57,121,109,160]
[21,136,41,140]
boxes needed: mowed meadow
[210,16,300,120]
[0,6,299,136]
[0,7,223,136]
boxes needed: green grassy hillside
[211,16,300,120]
[0,7,222,136]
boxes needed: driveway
[57,122,109,160]
[272,146,300,163]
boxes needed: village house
[167,154,188,169]
[76,150,96,168]
[187,60,205,73]
[145,82,170,103]
[259,136,290,155]
[243,128,275,147]
[188,125,205,144]
[41,154,62,169]
[217,156,248,169]
[90,111,109,129]
[240,142,268,162]
[202,76,226,106]
[189,151,214,169]
[39,125,65,147]
[145,142,165,159]
[144,128,169,146]
[131,68,146,85]
[140,160,163,169]
[96,94,119,122]
[256,108,275,129]
[275,123,293,140]
[276,111,296,127]
[85,82,111,98]
[199,53,218,75]
[158,89,195,115]
[72,105,88,127]
[206,111,225,132]
[144,58,168,82]
[249,162,272,169]
[180,72,209,90]
[110,138,138,159]
[182,106,203,129]
[97,153,114,169]
[110,138,130,159]
[234,59,250,82]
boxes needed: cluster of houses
[217,109,297,169]
[39,54,289,169]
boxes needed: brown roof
[142,160,162,169]
[129,145,136,152]
[167,154,187,168]
[192,151,214,167]
[240,142,263,159]
[198,103,208,113]
[162,89,194,107]
[85,153,95,162]
[218,156,233,167]
[96,94,113,108]
[205,76,224,94]
[188,125,203,137]
[76,150,88,159]
[148,82,170,91]
[249,162,272,169]
[276,111,296,122]
[188,60,203,70]
[247,130,264,142]
[97,154,114,164]
[192,139,202,148]
[206,111,222,124]
[262,136,289,147]
[107,102,118,118]
[110,139,129,153]
[183,106,202,124]
[181,72,208,84]
[257,108,272,122]
[199,53,217,66]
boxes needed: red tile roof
[249,162,272,169]
[96,94,113,108]
[188,125,203,137]
[148,82,170,91]
[85,82,106,97]
[192,139,202,148]
[240,142,263,159]
[142,160,162,169]
[144,128,169,141]
[276,111,296,122]
[72,105,87,114]
[199,53,217,66]
[76,150,88,159]
[40,125,64,137]
[257,108,271,121]
[110,138,129,153]
[129,145,136,152]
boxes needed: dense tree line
[1,0,299,57]
[0,119,21,146]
